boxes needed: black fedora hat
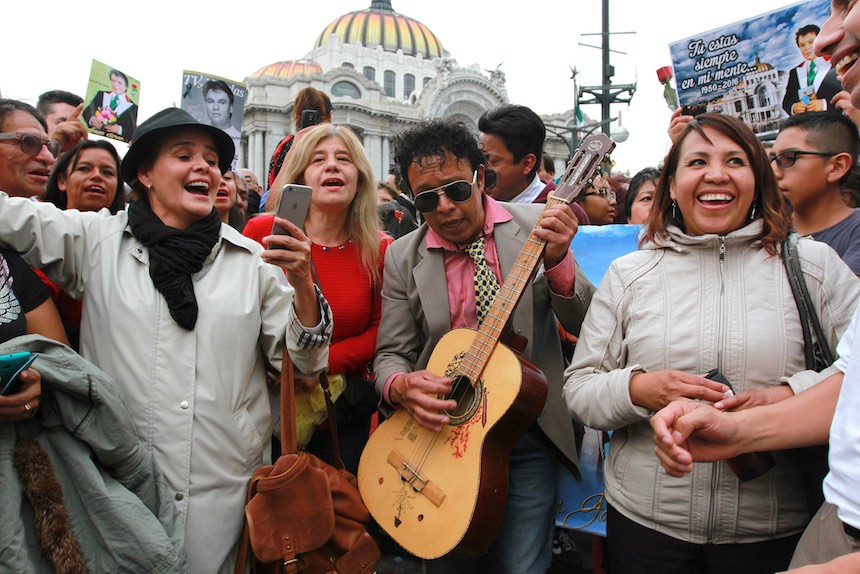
[120,107,235,186]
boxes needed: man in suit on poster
[782,24,842,116]
[373,118,594,573]
[202,79,240,168]
[83,69,138,142]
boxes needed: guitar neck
[459,195,570,381]
[458,134,615,383]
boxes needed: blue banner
[555,224,641,536]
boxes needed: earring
[671,201,678,220]
[749,202,757,220]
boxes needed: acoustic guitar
[357,134,615,559]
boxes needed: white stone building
[241,0,575,183]
[706,57,785,137]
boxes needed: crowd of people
[2,3,860,572]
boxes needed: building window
[341,62,355,70]
[331,81,361,99]
[363,66,376,82]
[403,74,415,98]
[384,70,396,97]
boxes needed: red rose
[656,66,673,83]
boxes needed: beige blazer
[373,202,594,469]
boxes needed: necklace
[316,238,352,252]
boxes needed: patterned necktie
[808,61,816,85]
[110,94,120,110]
[465,237,500,326]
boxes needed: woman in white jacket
[564,113,859,573]
[0,108,333,573]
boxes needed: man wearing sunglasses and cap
[373,118,594,573]
[0,99,59,198]
[770,111,860,274]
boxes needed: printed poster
[669,0,834,136]
[180,70,247,170]
[82,59,140,144]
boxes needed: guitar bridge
[387,450,446,507]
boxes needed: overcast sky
[3,0,799,174]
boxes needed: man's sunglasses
[413,170,477,213]
[769,150,836,169]
[0,132,60,159]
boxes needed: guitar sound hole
[445,375,477,420]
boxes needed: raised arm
[0,194,104,296]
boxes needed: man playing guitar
[365,118,596,572]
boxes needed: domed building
[241,0,512,182]
[706,56,785,136]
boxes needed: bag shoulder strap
[318,373,346,470]
[280,346,298,454]
[234,349,347,573]
[782,232,835,369]
[289,263,346,469]
[280,348,345,466]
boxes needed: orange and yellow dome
[314,0,444,60]
[250,59,324,80]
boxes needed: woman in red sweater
[244,124,390,473]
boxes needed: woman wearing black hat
[0,108,332,573]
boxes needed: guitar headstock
[550,134,616,204]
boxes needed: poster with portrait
[180,71,247,170]
[82,59,140,144]
[668,0,834,137]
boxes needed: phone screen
[0,351,36,396]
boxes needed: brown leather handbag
[234,348,381,574]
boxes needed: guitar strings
[408,365,473,479]
[404,235,546,482]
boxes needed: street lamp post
[577,0,636,135]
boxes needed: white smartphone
[271,184,312,246]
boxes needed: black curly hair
[393,119,485,195]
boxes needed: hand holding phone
[270,184,313,248]
[703,368,775,481]
[0,351,36,396]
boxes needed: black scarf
[128,200,221,330]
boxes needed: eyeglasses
[769,150,836,169]
[0,132,60,159]
[579,187,616,203]
[413,170,477,213]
